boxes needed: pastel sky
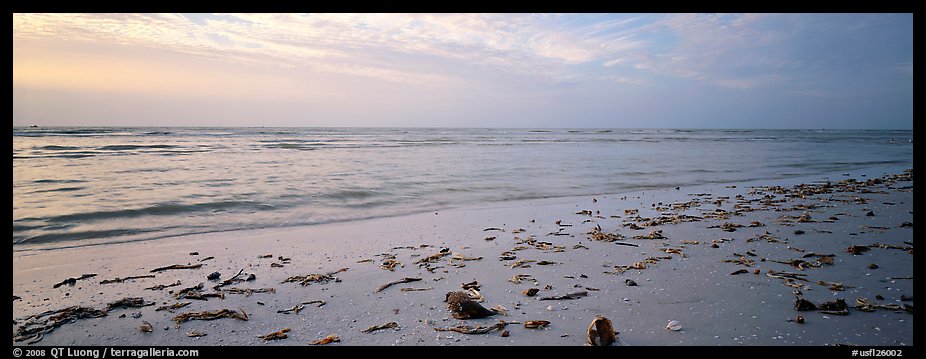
[12,13,913,129]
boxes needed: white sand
[13,167,913,346]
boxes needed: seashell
[139,321,153,333]
[665,320,682,331]
[586,316,617,346]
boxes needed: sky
[12,13,913,129]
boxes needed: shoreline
[13,164,913,253]
[13,166,914,346]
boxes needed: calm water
[12,127,913,249]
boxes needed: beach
[12,166,913,347]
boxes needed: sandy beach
[12,166,913,347]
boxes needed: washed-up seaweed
[401,287,433,292]
[509,274,538,285]
[375,277,422,293]
[708,222,744,232]
[186,330,207,337]
[100,275,156,284]
[308,334,340,345]
[174,283,225,300]
[511,259,536,268]
[772,257,833,270]
[730,269,749,275]
[434,320,509,334]
[276,300,326,315]
[150,264,203,273]
[362,322,399,333]
[539,291,588,301]
[747,232,783,243]
[721,256,756,267]
[586,316,618,346]
[213,269,256,290]
[767,270,809,282]
[632,230,666,240]
[258,328,290,341]
[451,253,483,261]
[52,273,98,288]
[173,308,248,324]
[13,306,108,344]
[523,288,540,296]
[844,245,871,255]
[106,297,155,311]
[817,280,847,291]
[380,259,402,271]
[155,302,191,312]
[524,320,551,329]
[587,224,625,242]
[223,287,275,296]
[199,256,215,262]
[854,298,913,314]
[445,291,498,319]
[661,248,686,258]
[283,268,349,286]
[145,280,182,291]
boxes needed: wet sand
[12,167,913,346]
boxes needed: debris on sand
[375,277,422,293]
[854,298,913,314]
[539,291,588,301]
[223,287,276,296]
[523,288,540,296]
[509,274,538,285]
[145,280,182,291]
[14,306,108,344]
[106,297,155,311]
[173,308,248,324]
[258,328,290,341]
[52,274,98,288]
[213,269,256,290]
[665,320,682,331]
[730,269,749,275]
[845,245,871,255]
[708,222,744,232]
[186,330,207,337]
[524,320,551,329]
[722,256,756,267]
[100,275,156,284]
[587,224,625,242]
[277,300,327,314]
[207,272,221,281]
[511,259,537,269]
[139,321,153,333]
[435,320,510,334]
[794,298,817,311]
[308,334,340,345]
[362,322,399,333]
[155,302,192,312]
[174,283,224,301]
[586,316,618,346]
[283,268,349,286]
[632,230,666,240]
[451,253,483,261]
[400,287,433,292]
[445,291,498,319]
[461,281,481,290]
[150,264,203,273]
[817,280,846,291]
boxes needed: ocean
[12,127,913,249]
